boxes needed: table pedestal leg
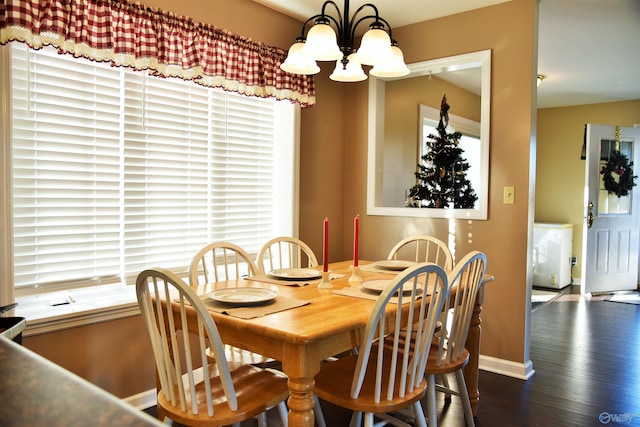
[287,377,316,427]
[464,293,483,416]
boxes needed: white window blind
[9,43,295,291]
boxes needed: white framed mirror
[366,50,491,219]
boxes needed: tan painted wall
[298,69,346,265]
[536,100,640,279]
[24,316,155,398]
[23,0,539,397]
[310,0,538,365]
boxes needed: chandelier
[280,0,409,82]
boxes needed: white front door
[582,124,640,294]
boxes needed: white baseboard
[124,389,157,410]
[479,355,535,380]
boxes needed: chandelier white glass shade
[280,40,321,75]
[330,54,366,82]
[352,23,392,66]
[280,0,409,82]
[301,18,343,61]
[370,43,409,77]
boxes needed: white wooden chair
[313,263,451,427]
[424,251,487,427]
[189,241,258,285]
[388,235,454,394]
[387,235,454,271]
[256,236,318,274]
[189,242,274,367]
[136,267,289,427]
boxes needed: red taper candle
[353,215,359,267]
[323,217,329,272]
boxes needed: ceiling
[253,0,640,109]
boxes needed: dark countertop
[0,336,163,427]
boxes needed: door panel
[615,229,631,272]
[582,124,640,294]
[594,230,609,274]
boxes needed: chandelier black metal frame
[280,0,409,82]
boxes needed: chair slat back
[387,235,454,271]
[136,268,237,417]
[437,251,487,365]
[350,263,451,403]
[257,236,318,274]
[189,242,258,286]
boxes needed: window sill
[15,284,141,337]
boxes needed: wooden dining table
[188,260,493,427]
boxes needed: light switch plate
[504,186,515,204]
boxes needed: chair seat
[314,353,427,414]
[425,347,470,376]
[158,362,288,427]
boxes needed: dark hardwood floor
[473,291,640,427]
[146,289,640,426]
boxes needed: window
[4,43,297,296]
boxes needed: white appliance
[532,223,573,289]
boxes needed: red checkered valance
[0,0,316,107]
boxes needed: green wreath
[600,150,637,197]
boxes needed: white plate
[362,280,422,294]
[374,260,417,271]
[207,287,278,305]
[269,268,322,280]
